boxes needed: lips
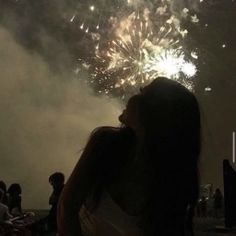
[118,113,124,123]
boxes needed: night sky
[0,0,236,208]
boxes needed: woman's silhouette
[58,77,201,236]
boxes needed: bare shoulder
[81,126,122,167]
[88,126,126,150]
[91,126,121,138]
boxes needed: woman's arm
[57,128,113,236]
[57,158,90,235]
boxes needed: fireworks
[72,1,199,96]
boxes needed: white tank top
[81,191,143,236]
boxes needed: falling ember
[191,51,198,59]
[80,23,84,30]
[70,15,76,23]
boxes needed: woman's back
[79,127,147,236]
[81,127,188,236]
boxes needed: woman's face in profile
[119,95,141,130]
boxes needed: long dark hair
[137,77,201,235]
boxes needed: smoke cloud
[0,27,121,209]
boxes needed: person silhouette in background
[28,172,65,234]
[58,77,201,236]
[48,172,65,231]
[0,181,8,206]
[7,183,22,217]
[0,189,12,223]
[213,188,223,218]
[199,196,207,218]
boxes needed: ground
[195,217,236,236]
[32,211,236,235]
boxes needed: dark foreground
[194,217,236,236]
[15,211,236,236]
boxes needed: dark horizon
[0,0,236,208]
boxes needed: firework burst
[73,1,198,96]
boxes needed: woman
[58,77,201,236]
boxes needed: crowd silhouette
[0,172,65,235]
[0,176,223,236]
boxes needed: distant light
[205,23,208,27]
[90,6,95,11]
[205,87,212,92]
[222,44,226,48]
